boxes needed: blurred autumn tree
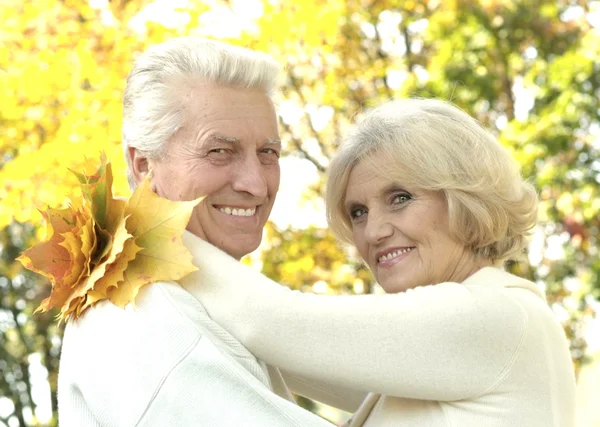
[1,0,599,425]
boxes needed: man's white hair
[122,37,281,190]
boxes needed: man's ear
[127,146,151,185]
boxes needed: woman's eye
[350,208,367,220]
[391,193,411,205]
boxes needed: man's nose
[231,155,268,198]
[364,211,394,244]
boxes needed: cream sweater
[182,232,577,427]
[57,238,361,426]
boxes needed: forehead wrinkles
[347,155,404,189]
[363,152,418,188]
[344,163,382,210]
[180,85,276,124]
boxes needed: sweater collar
[183,228,230,255]
[462,266,546,301]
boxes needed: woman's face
[344,159,481,293]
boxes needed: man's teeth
[378,247,413,263]
[219,207,256,217]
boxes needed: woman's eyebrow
[344,198,362,212]
[383,183,409,195]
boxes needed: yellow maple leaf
[58,220,88,291]
[83,238,142,312]
[108,177,200,308]
[59,213,131,319]
[18,154,201,322]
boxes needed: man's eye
[209,148,229,155]
[261,148,280,157]
[259,148,280,165]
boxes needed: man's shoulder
[60,279,258,378]
[57,281,211,426]
[57,280,291,426]
[64,281,205,338]
[59,280,212,388]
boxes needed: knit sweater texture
[57,238,345,426]
[181,231,577,427]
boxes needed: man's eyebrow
[211,135,240,144]
[204,135,282,147]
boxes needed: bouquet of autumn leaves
[18,154,200,322]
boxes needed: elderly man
[57,37,361,426]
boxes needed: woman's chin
[378,277,420,294]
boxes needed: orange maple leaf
[18,154,201,322]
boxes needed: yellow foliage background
[1,0,599,425]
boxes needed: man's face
[130,83,281,259]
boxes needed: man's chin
[217,237,262,261]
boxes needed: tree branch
[9,308,37,416]
[287,74,333,162]
[280,121,327,173]
[473,3,515,121]
[371,27,394,99]
[399,17,416,74]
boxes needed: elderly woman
[182,98,576,427]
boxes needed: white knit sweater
[57,241,355,426]
[181,232,577,427]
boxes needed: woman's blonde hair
[326,98,538,263]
